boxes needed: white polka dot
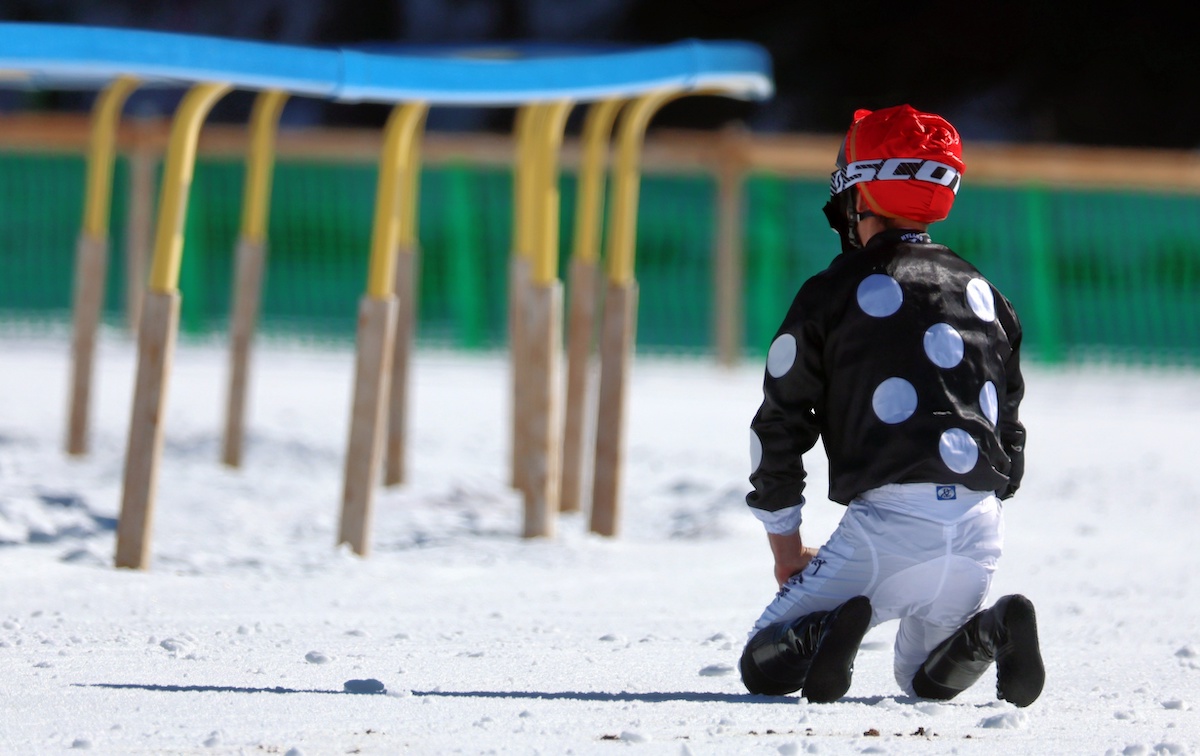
[924,323,964,368]
[939,428,979,474]
[980,381,998,425]
[967,278,996,322]
[749,429,763,473]
[872,377,918,425]
[766,333,797,378]
[857,274,903,317]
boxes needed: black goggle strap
[822,186,862,254]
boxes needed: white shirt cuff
[750,500,803,534]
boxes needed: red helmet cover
[841,104,965,223]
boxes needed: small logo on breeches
[936,485,957,500]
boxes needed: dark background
[2,0,1196,149]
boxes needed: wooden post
[338,295,398,555]
[519,281,563,537]
[221,90,288,468]
[509,253,532,494]
[115,81,231,570]
[65,76,139,456]
[221,236,266,467]
[383,244,418,486]
[115,290,181,569]
[560,98,623,514]
[560,256,598,513]
[715,127,746,368]
[589,279,637,537]
[65,234,109,456]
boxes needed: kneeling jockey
[738,105,1044,705]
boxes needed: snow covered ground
[1,330,1198,755]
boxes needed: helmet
[822,104,965,253]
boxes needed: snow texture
[2,332,1199,754]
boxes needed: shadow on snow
[411,689,800,704]
[76,684,936,708]
[77,683,349,695]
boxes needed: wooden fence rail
[6,112,1199,369]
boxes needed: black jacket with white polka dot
[747,228,1026,512]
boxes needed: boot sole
[996,595,1045,708]
[802,595,872,704]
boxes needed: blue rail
[0,23,773,104]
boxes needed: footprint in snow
[977,711,1028,730]
[159,638,193,654]
[698,663,735,677]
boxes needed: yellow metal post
[67,75,140,457]
[397,110,426,250]
[82,76,140,239]
[117,81,231,570]
[529,100,573,286]
[365,103,430,300]
[604,90,680,286]
[123,113,159,334]
[147,83,235,293]
[511,105,539,264]
[509,103,544,493]
[384,103,432,489]
[560,98,624,514]
[340,102,429,555]
[591,89,680,537]
[238,90,289,244]
[517,99,573,538]
[384,103,430,486]
[222,89,289,468]
[572,99,625,266]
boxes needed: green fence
[2,151,1198,365]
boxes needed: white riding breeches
[748,483,1005,695]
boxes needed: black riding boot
[740,595,872,702]
[911,593,1045,707]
